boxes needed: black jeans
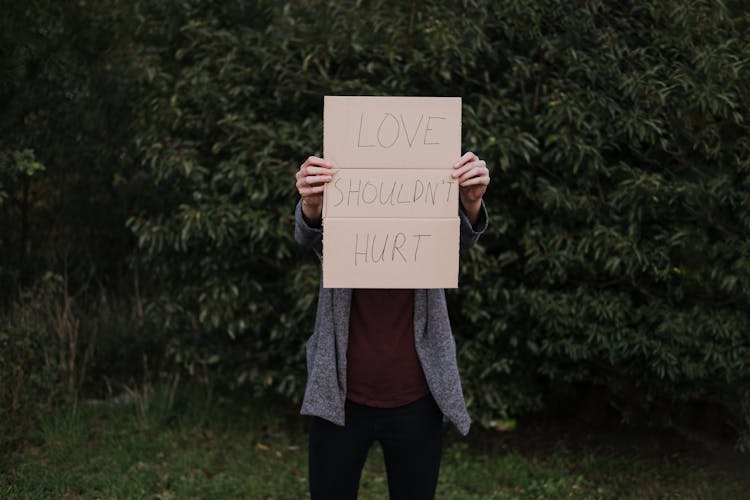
[308,394,444,500]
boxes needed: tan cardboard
[323,169,459,219]
[323,96,461,169]
[322,217,460,289]
[321,96,462,288]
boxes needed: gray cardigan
[294,199,488,435]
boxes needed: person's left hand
[452,151,490,209]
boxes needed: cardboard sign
[323,169,459,219]
[322,218,459,289]
[324,96,461,169]
[322,96,461,289]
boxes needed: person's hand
[452,152,490,224]
[295,156,334,224]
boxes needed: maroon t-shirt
[346,288,430,407]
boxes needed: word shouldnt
[329,176,456,208]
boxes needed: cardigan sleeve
[458,199,488,251]
[294,198,323,258]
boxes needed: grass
[2,387,748,499]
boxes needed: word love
[357,112,446,149]
[324,96,460,169]
[330,176,455,208]
[353,231,432,266]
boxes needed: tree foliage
[3,0,750,449]
[0,0,140,298]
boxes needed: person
[294,151,490,499]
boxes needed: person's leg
[377,395,444,500]
[308,403,375,499]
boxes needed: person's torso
[346,288,429,407]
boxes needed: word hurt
[353,232,432,266]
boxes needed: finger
[296,178,314,191]
[458,166,490,184]
[451,164,473,179]
[453,151,478,169]
[459,175,490,187]
[301,156,332,169]
[452,160,486,179]
[303,165,335,176]
[299,186,323,198]
[458,166,485,184]
[297,178,317,190]
[304,174,333,185]
[297,175,332,191]
[300,185,326,196]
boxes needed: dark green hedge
[0,0,140,298]
[126,0,750,447]
[3,0,750,449]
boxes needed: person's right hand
[295,155,334,224]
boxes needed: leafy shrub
[0,0,140,298]
[127,0,750,448]
[0,272,157,449]
[0,274,81,443]
[2,0,749,450]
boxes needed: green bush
[2,0,749,450]
[126,0,750,448]
[0,273,85,446]
[0,278,59,423]
[0,0,140,297]
[0,271,159,449]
